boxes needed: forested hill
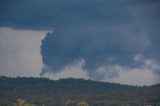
[0,76,160,106]
[0,76,141,92]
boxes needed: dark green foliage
[0,76,159,106]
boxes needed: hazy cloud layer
[0,27,46,77]
[0,0,160,84]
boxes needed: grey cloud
[40,25,158,80]
[0,0,144,29]
[0,0,160,80]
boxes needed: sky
[0,0,160,85]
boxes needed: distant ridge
[0,76,159,106]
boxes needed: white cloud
[42,60,89,80]
[104,56,160,86]
[108,66,158,86]
[133,54,144,61]
[0,27,47,77]
[42,56,159,86]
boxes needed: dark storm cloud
[1,0,157,29]
[0,0,160,80]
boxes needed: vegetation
[77,101,89,106]
[0,76,159,106]
[65,100,74,106]
[13,98,36,106]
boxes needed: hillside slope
[0,76,159,106]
